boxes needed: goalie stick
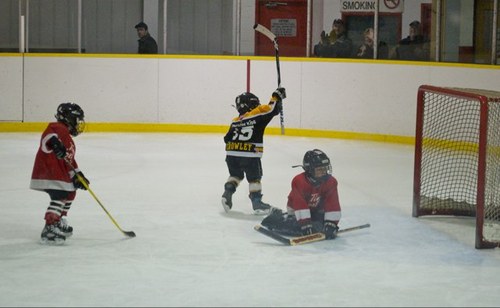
[254,223,371,246]
[254,23,285,135]
[64,159,136,238]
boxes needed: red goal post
[413,85,500,249]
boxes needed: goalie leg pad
[262,210,303,236]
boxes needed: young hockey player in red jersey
[261,149,341,239]
[30,102,89,245]
[222,87,286,215]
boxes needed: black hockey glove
[324,221,339,240]
[72,171,90,190]
[300,221,313,236]
[272,87,286,101]
[48,136,66,159]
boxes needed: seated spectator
[356,28,374,59]
[394,20,429,61]
[314,19,352,58]
[313,21,337,57]
[356,28,389,59]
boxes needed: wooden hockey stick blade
[289,233,325,246]
[289,223,370,245]
[254,24,278,50]
[254,225,325,246]
[255,223,371,246]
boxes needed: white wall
[0,55,23,121]
[22,56,160,123]
[240,1,257,56]
[2,54,500,138]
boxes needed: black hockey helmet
[235,92,260,115]
[55,102,85,136]
[302,149,332,184]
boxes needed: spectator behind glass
[393,20,429,61]
[135,21,158,54]
[313,19,352,58]
[356,28,389,59]
[313,20,337,57]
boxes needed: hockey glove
[48,136,66,159]
[324,221,339,240]
[72,171,90,190]
[300,221,314,236]
[272,87,286,101]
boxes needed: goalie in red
[30,103,89,245]
[221,87,286,215]
[261,149,341,239]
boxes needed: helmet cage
[302,149,332,183]
[235,92,260,115]
[55,103,85,136]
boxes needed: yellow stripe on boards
[0,122,414,145]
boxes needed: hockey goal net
[413,85,500,249]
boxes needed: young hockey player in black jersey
[222,87,286,215]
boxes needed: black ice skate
[40,224,66,245]
[221,182,236,213]
[57,217,73,237]
[250,192,272,215]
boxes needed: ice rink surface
[0,132,499,307]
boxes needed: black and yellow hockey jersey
[224,97,282,158]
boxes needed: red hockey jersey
[30,122,80,192]
[287,172,341,224]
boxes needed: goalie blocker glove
[324,221,339,239]
[300,220,314,236]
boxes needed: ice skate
[250,192,272,215]
[252,200,272,215]
[57,217,73,237]
[221,182,236,213]
[40,224,66,245]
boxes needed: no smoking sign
[384,0,400,10]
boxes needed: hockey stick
[64,159,136,238]
[254,23,285,135]
[254,223,371,246]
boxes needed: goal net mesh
[414,86,500,248]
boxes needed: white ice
[0,132,499,307]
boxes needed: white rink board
[0,55,23,121]
[1,54,500,137]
